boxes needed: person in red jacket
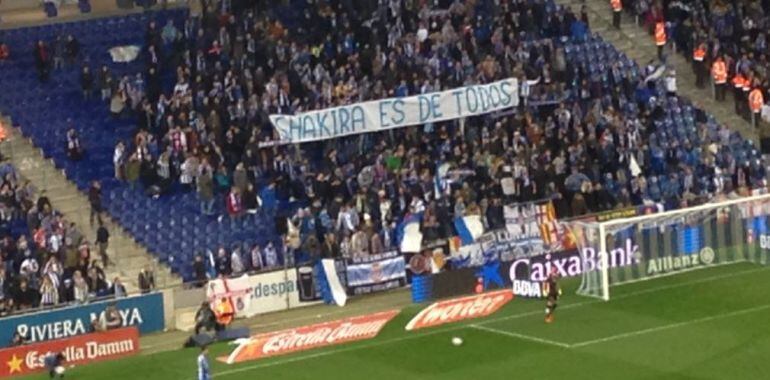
[0,42,9,61]
[225,186,243,221]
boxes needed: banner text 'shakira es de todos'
[269,78,519,143]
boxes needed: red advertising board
[0,327,139,377]
[221,310,399,364]
[405,290,513,331]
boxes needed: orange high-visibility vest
[654,22,666,46]
[611,0,622,12]
[733,74,746,89]
[693,46,706,61]
[749,89,764,113]
[0,122,6,142]
[712,60,727,84]
[214,298,234,325]
[742,77,752,92]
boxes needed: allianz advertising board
[0,293,164,347]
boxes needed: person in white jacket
[665,70,677,97]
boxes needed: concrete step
[0,115,181,294]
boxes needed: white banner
[269,78,519,143]
[206,270,319,318]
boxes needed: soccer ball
[451,337,463,346]
[55,366,66,375]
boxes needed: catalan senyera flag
[536,201,561,247]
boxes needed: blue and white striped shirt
[197,353,210,380]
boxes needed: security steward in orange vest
[611,0,622,29]
[692,42,707,89]
[654,21,666,59]
[711,56,727,101]
[213,297,234,326]
[732,72,747,115]
[749,86,764,125]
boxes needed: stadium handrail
[0,290,160,319]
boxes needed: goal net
[568,194,770,300]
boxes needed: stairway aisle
[559,0,758,143]
[1,115,181,293]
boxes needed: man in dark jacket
[192,255,207,287]
[88,181,102,226]
[34,40,51,82]
[96,221,110,267]
[138,266,155,293]
[486,197,505,229]
[81,66,93,99]
[194,301,220,334]
[65,34,79,64]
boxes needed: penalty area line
[571,303,770,348]
[469,324,572,348]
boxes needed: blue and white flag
[454,215,484,245]
[345,251,407,295]
[206,250,217,279]
[434,162,451,199]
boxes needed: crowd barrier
[0,293,163,348]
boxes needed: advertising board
[206,269,321,319]
[404,290,513,331]
[221,310,399,364]
[0,327,139,377]
[0,293,164,348]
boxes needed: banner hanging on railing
[269,78,519,144]
[206,270,321,319]
[504,200,567,256]
[345,251,407,295]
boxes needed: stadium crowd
[0,166,155,316]
[617,0,770,121]
[90,0,768,278]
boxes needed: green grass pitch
[20,262,770,379]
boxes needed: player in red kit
[544,266,561,323]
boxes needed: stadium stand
[0,162,126,315]
[617,0,769,124]
[0,0,765,288]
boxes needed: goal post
[568,193,770,301]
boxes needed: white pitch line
[475,265,770,328]
[609,264,768,299]
[611,260,749,289]
[470,324,572,348]
[212,265,769,378]
[571,303,770,348]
